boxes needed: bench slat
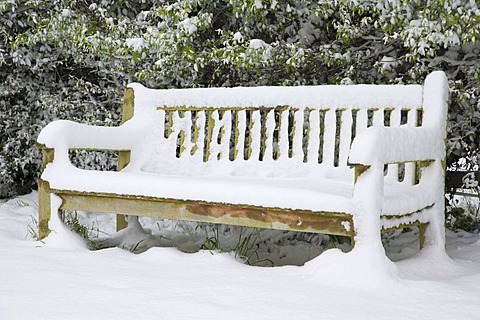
[236,110,247,160]
[307,109,320,163]
[322,109,336,166]
[291,109,304,162]
[278,108,290,160]
[402,108,419,185]
[263,109,275,161]
[371,108,383,127]
[211,110,231,161]
[249,110,262,161]
[55,190,354,237]
[386,108,402,182]
[192,110,205,160]
[339,109,353,168]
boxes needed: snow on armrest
[348,126,444,166]
[37,120,140,151]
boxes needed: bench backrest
[126,83,427,181]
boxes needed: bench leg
[116,149,131,232]
[38,179,51,240]
[419,223,428,250]
[117,214,128,231]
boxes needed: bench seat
[43,164,435,218]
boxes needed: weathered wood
[204,110,215,161]
[380,203,433,222]
[117,87,134,171]
[158,106,290,112]
[381,220,429,233]
[53,190,354,237]
[419,223,427,250]
[116,212,128,231]
[415,160,434,184]
[354,165,370,184]
[117,151,131,171]
[402,108,420,184]
[381,220,429,251]
[38,179,51,240]
[41,148,54,170]
[122,87,135,122]
[37,146,55,240]
[116,87,135,231]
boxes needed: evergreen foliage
[1,0,479,198]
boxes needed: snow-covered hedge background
[1,0,479,199]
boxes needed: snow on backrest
[127,83,424,180]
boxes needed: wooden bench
[37,71,449,257]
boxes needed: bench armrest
[348,126,445,166]
[37,120,141,151]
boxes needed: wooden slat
[158,106,279,112]
[322,109,336,166]
[263,109,275,161]
[291,109,304,161]
[191,110,205,160]
[250,110,261,161]
[209,110,221,159]
[55,190,354,237]
[371,108,383,126]
[307,109,320,163]
[236,110,247,160]
[171,111,190,157]
[338,109,352,167]
[386,108,401,182]
[278,108,290,159]
[222,110,233,161]
[405,108,419,184]
[354,108,368,137]
[204,110,215,161]
[183,111,194,156]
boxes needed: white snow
[179,17,198,35]
[1,192,480,319]
[348,126,444,165]
[125,37,147,51]
[379,56,398,72]
[61,9,72,17]
[125,82,422,111]
[233,31,243,43]
[38,164,437,216]
[249,39,268,49]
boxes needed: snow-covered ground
[1,192,479,320]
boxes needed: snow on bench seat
[42,164,436,217]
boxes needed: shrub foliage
[1,0,479,198]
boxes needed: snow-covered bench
[37,71,449,257]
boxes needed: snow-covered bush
[1,0,479,200]
[0,1,128,197]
